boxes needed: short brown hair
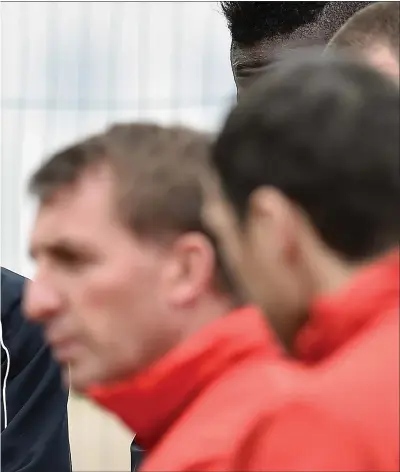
[30,123,211,237]
[29,123,236,295]
[326,2,399,55]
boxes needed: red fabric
[87,306,302,471]
[239,250,399,471]
[296,250,399,363]
[87,252,399,471]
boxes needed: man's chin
[65,365,96,394]
[66,364,120,395]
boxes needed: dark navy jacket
[131,440,144,471]
[1,267,71,472]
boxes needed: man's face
[364,46,400,82]
[232,25,324,98]
[202,174,307,345]
[201,172,264,310]
[25,164,180,392]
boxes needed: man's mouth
[52,342,78,363]
[46,334,79,364]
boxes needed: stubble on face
[28,164,174,392]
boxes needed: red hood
[295,250,399,363]
[87,306,281,450]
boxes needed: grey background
[1,1,235,276]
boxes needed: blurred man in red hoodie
[204,51,399,470]
[23,124,305,471]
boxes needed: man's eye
[59,255,83,268]
[52,250,86,269]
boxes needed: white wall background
[1,2,235,470]
[1,0,235,277]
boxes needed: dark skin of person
[229,2,371,98]
[232,24,324,96]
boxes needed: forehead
[231,21,324,65]
[30,165,120,252]
[231,24,324,93]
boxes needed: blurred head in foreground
[326,1,399,80]
[221,1,371,98]
[203,51,399,349]
[25,124,238,391]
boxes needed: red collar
[87,306,280,450]
[295,250,399,363]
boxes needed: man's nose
[23,278,62,323]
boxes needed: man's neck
[309,253,359,298]
[283,246,361,353]
[181,293,239,341]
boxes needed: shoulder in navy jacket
[1,267,71,472]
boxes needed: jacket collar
[295,250,399,363]
[87,306,280,450]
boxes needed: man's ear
[248,186,298,259]
[163,232,215,307]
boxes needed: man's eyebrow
[29,240,90,260]
[234,58,272,72]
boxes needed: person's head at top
[221,1,373,98]
[202,50,399,352]
[326,1,399,81]
[23,124,246,393]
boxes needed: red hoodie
[88,306,302,471]
[237,250,399,471]
[88,252,398,471]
